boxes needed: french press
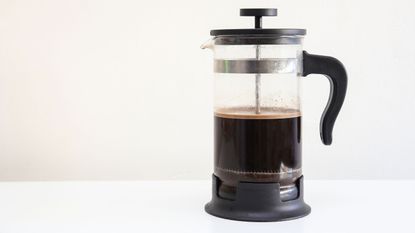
[202,8,347,222]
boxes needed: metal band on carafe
[213,58,297,74]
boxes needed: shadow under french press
[206,215,307,233]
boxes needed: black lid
[210,8,306,37]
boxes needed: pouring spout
[201,38,214,50]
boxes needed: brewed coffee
[214,107,302,199]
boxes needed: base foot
[205,175,311,222]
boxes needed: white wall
[0,0,414,181]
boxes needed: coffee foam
[214,106,301,119]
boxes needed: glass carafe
[202,8,347,222]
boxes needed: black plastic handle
[302,51,348,145]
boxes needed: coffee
[214,106,302,199]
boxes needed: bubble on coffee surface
[214,106,301,119]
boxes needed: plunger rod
[254,16,262,114]
[255,45,261,114]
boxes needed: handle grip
[302,51,348,145]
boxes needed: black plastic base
[205,175,311,222]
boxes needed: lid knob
[240,8,278,29]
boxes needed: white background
[0,0,414,181]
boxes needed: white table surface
[0,180,414,233]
